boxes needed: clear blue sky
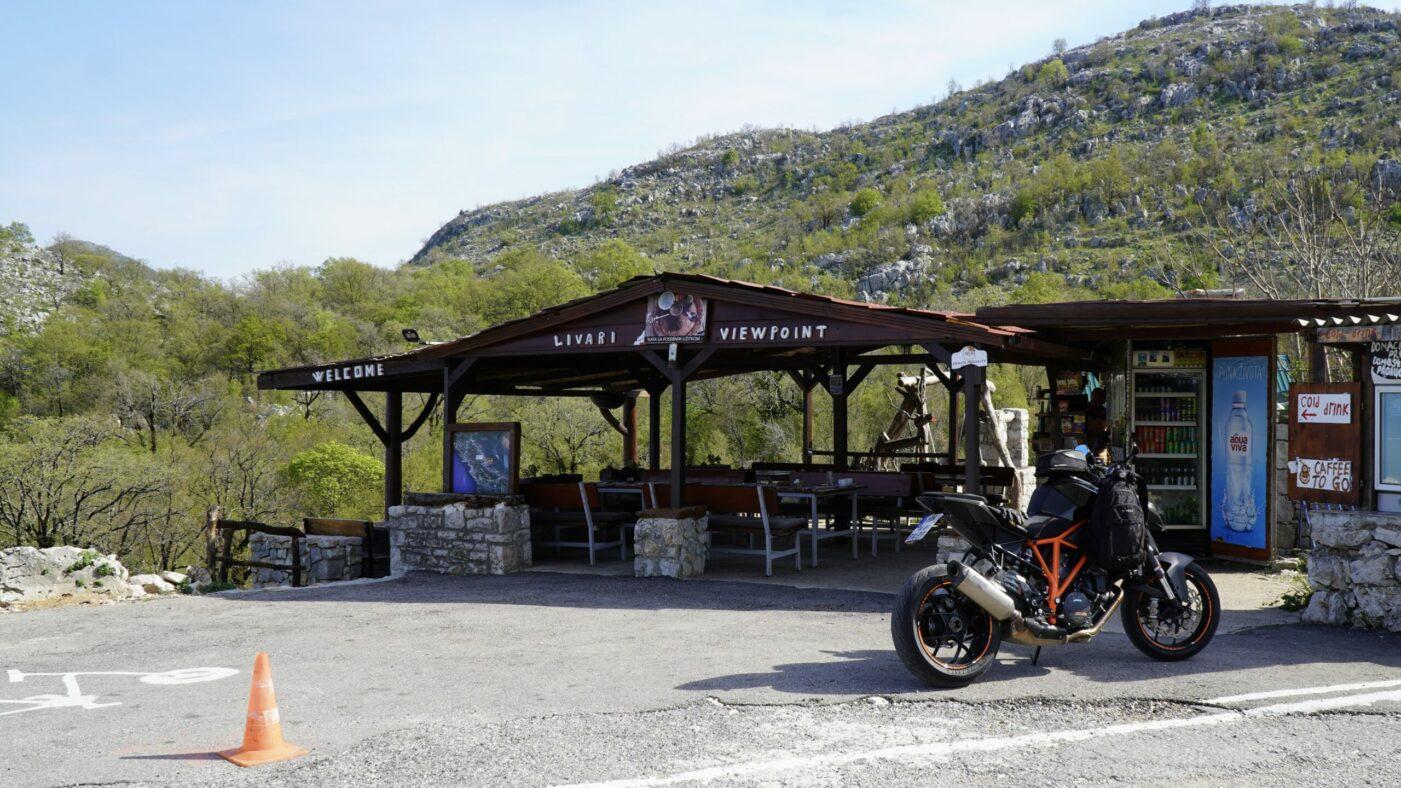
[1,1,1276,278]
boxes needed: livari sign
[311,362,385,383]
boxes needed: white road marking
[1204,678,1401,705]
[1,667,238,717]
[563,689,1401,787]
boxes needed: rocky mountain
[410,4,1400,304]
[0,229,85,333]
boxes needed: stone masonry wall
[1273,421,1299,551]
[980,407,1036,511]
[386,502,531,575]
[1303,510,1401,632]
[634,510,708,578]
[249,533,362,587]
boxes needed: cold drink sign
[1287,382,1363,506]
[1296,392,1352,424]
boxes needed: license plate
[905,513,944,544]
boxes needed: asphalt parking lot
[1,568,1398,786]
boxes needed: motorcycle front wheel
[891,565,1001,688]
[1122,562,1220,661]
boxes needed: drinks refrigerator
[1131,368,1207,534]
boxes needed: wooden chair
[661,484,805,576]
[522,482,630,565]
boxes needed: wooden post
[1306,332,1327,383]
[204,506,221,576]
[441,358,475,493]
[802,376,815,464]
[291,534,303,588]
[947,374,960,463]
[669,373,686,507]
[963,364,983,494]
[622,392,638,467]
[219,528,233,584]
[648,383,663,470]
[385,390,403,514]
[832,351,849,472]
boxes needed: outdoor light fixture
[401,328,422,344]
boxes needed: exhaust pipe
[946,560,1018,621]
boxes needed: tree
[111,368,223,453]
[590,188,619,226]
[1052,38,1068,55]
[908,188,946,224]
[511,398,611,475]
[1036,59,1069,87]
[849,188,883,218]
[476,250,589,323]
[578,239,653,289]
[223,314,288,375]
[0,221,34,248]
[282,442,383,517]
[0,417,162,553]
[1199,171,1401,300]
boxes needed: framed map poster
[445,422,521,496]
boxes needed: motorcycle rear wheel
[892,565,1001,688]
[1122,562,1220,661]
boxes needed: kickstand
[1031,646,1042,666]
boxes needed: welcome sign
[311,362,385,383]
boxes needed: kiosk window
[1381,388,1401,490]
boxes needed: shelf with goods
[1130,363,1207,533]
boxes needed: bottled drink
[1221,390,1257,532]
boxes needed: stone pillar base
[634,507,708,578]
[386,502,532,576]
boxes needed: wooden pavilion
[257,273,1096,511]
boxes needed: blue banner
[1211,355,1270,549]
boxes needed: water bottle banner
[1210,355,1270,549]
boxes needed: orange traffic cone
[218,653,307,767]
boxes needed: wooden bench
[522,482,631,565]
[841,472,919,555]
[654,484,805,576]
[303,518,384,578]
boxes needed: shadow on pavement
[210,571,895,614]
[677,649,1051,695]
[680,622,1401,696]
[119,752,224,762]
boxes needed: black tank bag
[1088,467,1147,574]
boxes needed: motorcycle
[891,446,1220,687]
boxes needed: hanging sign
[1296,392,1353,424]
[951,345,988,370]
[1287,458,1354,493]
[1372,340,1401,384]
[1287,382,1362,505]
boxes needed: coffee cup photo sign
[951,346,988,370]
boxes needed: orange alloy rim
[915,580,995,669]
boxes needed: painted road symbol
[1,667,238,718]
